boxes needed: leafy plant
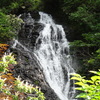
[63,2,99,73]
[0,0,43,13]
[0,54,45,100]
[71,70,100,100]
[15,77,45,100]
[0,53,17,73]
[0,12,23,42]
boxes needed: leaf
[76,93,87,98]
[90,71,100,75]
[71,77,82,81]
[86,80,93,84]
[88,59,95,64]
[91,76,100,82]
[96,49,100,53]
[75,87,83,91]
[95,80,100,85]
[71,73,81,77]
[75,82,85,86]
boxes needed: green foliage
[70,32,100,74]
[63,0,100,34]
[70,32,100,48]
[70,6,97,30]
[0,54,17,73]
[24,0,43,11]
[62,0,100,75]
[71,70,100,100]
[0,54,17,98]
[0,0,43,43]
[15,77,45,100]
[0,0,43,13]
[0,54,45,100]
[0,12,23,43]
[0,77,5,90]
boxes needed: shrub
[71,70,100,100]
[0,54,45,100]
[0,12,23,43]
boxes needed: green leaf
[91,76,100,82]
[76,93,87,98]
[71,73,81,77]
[75,82,85,86]
[86,80,93,84]
[71,77,82,81]
[90,71,100,75]
[88,59,95,64]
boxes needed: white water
[12,12,76,100]
[34,12,75,100]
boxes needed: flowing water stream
[12,12,76,100]
[34,12,75,100]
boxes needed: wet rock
[9,12,60,100]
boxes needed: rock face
[9,12,60,100]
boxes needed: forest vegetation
[0,53,45,99]
[0,0,100,100]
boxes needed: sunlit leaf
[91,76,100,82]
[71,77,82,81]
[90,71,100,75]
[76,93,87,98]
[75,82,84,86]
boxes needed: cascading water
[12,12,76,100]
[34,12,75,100]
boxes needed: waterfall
[12,12,76,100]
[34,12,75,100]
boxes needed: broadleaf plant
[71,70,100,100]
